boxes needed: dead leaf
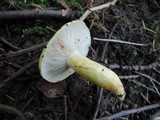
[36,79,67,98]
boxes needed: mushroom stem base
[68,53,125,101]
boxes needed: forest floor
[0,0,160,120]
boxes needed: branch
[96,103,160,120]
[0,10,81,20]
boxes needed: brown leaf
[36,79,67,98]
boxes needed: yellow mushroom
[39,20,125,100]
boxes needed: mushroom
[39,20,125,100]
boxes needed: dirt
[0,0,160,120]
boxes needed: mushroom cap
[39,20,91,82]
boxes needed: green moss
[129,85,139,95]
[21,26,49,38]
[14,0,84,9]
[67,0,84,11]
[14,0,49,7]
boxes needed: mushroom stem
[68,52,125,101]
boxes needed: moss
[67,0,84,11]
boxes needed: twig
[46,26,57,32]
[68,90,85,113]
[148,10,160,21]
[0,59,38,88]
[101,21,119,61]
[0,42,46,57]
[119,75,140,79]
[80,0,118,20]
[142,20,156,34]
[0,37,20,50]
[150,110,160,120]
[3,60,21,69]
[153,68,160,75]
[15,95,35,120]
[108,62,160,71]
[64,95,67,120]
[5,94,15,101]
[93,38,147,46]
[22,95,35,111]
[136,72,160,86]
[92,88,103,120]
[96,103,160,120]
[109,21,120,39]
[3,60,33,76]
[131,80,156,93]
[0,104,25,120]
[136,72,160,96]
[31,3,44,10]
[5,24,17,50]
[149,79,160,96]
[140,93,151,104]
[0,10,81,20]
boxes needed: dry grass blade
[93,38,147,46]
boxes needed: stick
[136,72,160,86]
[64,95,67,120]
[92,88,103,120]
[150,110,160,120]
[80,0,118,20]
[0,42,47,57]
[96,103,160,120]
[142,20,156,34]
[140,93,151,104]
[131,80,156,93]
[0,104,25,120]
[0,59,38,88]
[101,21,119,61]
[0,10,81,20]
[153,68,160,75]
[93,37,147,46]
[0,37,20,50]
[136,72,160,96]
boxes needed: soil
[0,0,160,120]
